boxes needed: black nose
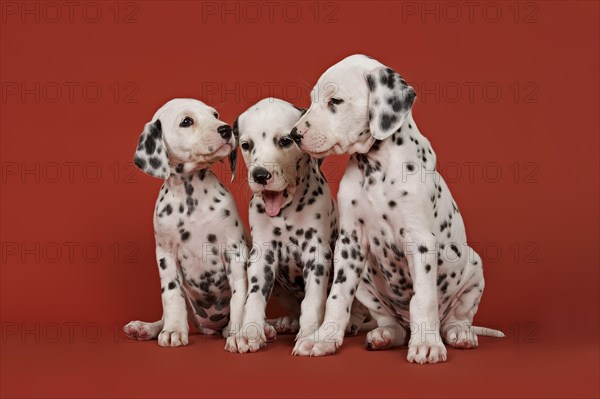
[252,167,272,185]
[290,127,303,144]
[218,125,232,140]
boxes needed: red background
[1,1,598,398]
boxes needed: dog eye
[179,117,194,128]
[328,98,344,105]
[279,137,293,148]
[213,112,219,118]
[240,142,250,151]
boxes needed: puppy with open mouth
[232,98,370,354]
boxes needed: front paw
[158,325,189,347]
[235,321,269,353]
[407,337,447,364]
[292,326,343,357]
[224,335,238,353]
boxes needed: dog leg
[155,246,189,347]
[441,250,488,349]
[236,246,277,353]
[291,244,331,353]
[293,227,367,356]
[223,239,249,353]
[405,232,447,363]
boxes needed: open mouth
[306,147,335,158]
[262,189,288,217]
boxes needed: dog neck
[292,153,320,194]
[357,117,437,174]
[166,163,213,189]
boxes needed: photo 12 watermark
[200,1,341,24]
[399,1,541,24]
[1,81,140,104]
[1,1,140,24]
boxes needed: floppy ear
[366,66,416,140]
[133,119,169,179]
[293,106,307,117]
[228,118,239,182]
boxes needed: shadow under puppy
[124,99,248,348]
[232,98,370,354]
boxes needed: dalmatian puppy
[123,98,248,351]
[232,98,369,354]
[290,55,504,363]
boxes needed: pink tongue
[263,191,285,217]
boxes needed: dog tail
[472,325,505,338]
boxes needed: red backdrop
[1,1,598,398]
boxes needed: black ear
[293,106,308,117]
[228,118,239,182]
[367,66,416,140]
[133,119,169,179]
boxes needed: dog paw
[365,324,407,350]
[264,324,277,342]
[444,324,479,349]
[407,339,447,364]
[224,335,238,353]
[292,327,343,357]
[236,322,270,353]
[123,320,161,341]
[273,316,300,334]
[158,326,189,347]
[309,340,340,357]
[365,327,393,350]
[292,335,315,356]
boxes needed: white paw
[123,320,160,341]
[292,326,343,357]
[224,335,238,353]
[365,327,393,350]
[444,325,479,349]
[310,340,340,356]
[407,338,447,364]
[236,322,270,353]
[158,326,189,347]
[273,316,300,334]
[365,325,407,350]
[292,336,315,356]
[264,323,277,342]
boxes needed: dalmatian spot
[335,269,347,284]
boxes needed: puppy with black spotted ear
[124,98,248,351]
[232,98,370,354]
[290,55,504,362]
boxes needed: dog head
[234,98,306,217]
[134,98,235,179]
[290,54,416,157]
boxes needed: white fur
[124,99,249,351]
[291,55,503,363]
